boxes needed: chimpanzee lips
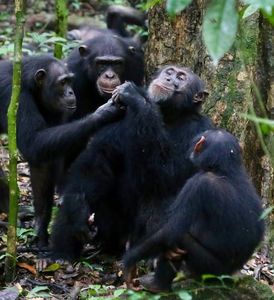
[154,83,174,92]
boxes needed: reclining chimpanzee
[123,129,265,292]
[50,66,214,261]
[0,55,124,247]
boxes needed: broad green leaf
[262,8,274,25]
[242,5,259,18]
[166,0,193,16]
[178,290,192,300]
[113,289,126,297]
[203,0,238,65]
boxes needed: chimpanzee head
[190,129,242,173]
[77,34,144,99]
[148,66,208,112]
[27,56,76,115]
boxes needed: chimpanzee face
[77,35,140,99]
[34,62,76,114]
[148,66,208,107]
[95,56,125,98]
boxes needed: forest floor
[0,1,274,299]
[1,137,274,299]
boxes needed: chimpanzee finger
[36,257,51,272]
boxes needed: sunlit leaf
[242,5,259,18]
[203,0,238,65]
[166,0,193,16]
[243,0,273,14]
[262,7,274,25]
[260,206,274,220]
[178,290,192,300]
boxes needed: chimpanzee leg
[140,255,181,292]
[30,164,54,248]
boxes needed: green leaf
[242,5,259,18]
[178,290,192,300]
[166,0,193,16]
[42,262,61,272]
[243,0,273,14]
[203,0,238,65]
[262,7,274,26]
[242,114,274,130]
[113,289,126,297]
[260,206,274,220]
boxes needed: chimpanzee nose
[166,77,171,82]
[105,71,114,79]
[68,90,74,96]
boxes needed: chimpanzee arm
[51,125,124,260]
[17,92,123,164]
[114,82,173,189]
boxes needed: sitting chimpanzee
[0,55,124,247]
[123,129,265,292]
[66,17,144,120]
[0,166,9,214]
[50,66,214,261]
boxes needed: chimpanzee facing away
[68,5,146,41]
[0,166,9,214]
[123,129,265,292]
[66,19,144,120]
[50,66,214,261]
[0,55,124,247]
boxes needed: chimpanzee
[68,5,146,41]
[0,166,9,214]
[0,55,124,247]
[50,66,214,261]
[123,129,265,292]
[66,21,144,120]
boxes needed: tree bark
[146,1,273,255]
[5,0,25,282]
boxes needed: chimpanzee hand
[111,82,147,112]
[92,99,125,124]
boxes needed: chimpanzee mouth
[101,88,115,94]
[154,83,174,92]
[66,105,77,110]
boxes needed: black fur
[66,34,144,120]
[51,67,214,261]
[0,55,123,246]
[123,129,265,291]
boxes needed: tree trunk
[5,0,26,282]
[146,1,273,254]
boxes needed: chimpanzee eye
[60,79,66,85]
[166,68,174,75]
[178,73,186,81]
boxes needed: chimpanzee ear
[34,69,47,84]
[79,45,89,57]
[193,90,209,103]
[194,136,206,153]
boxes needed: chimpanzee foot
[139,273,171,293]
